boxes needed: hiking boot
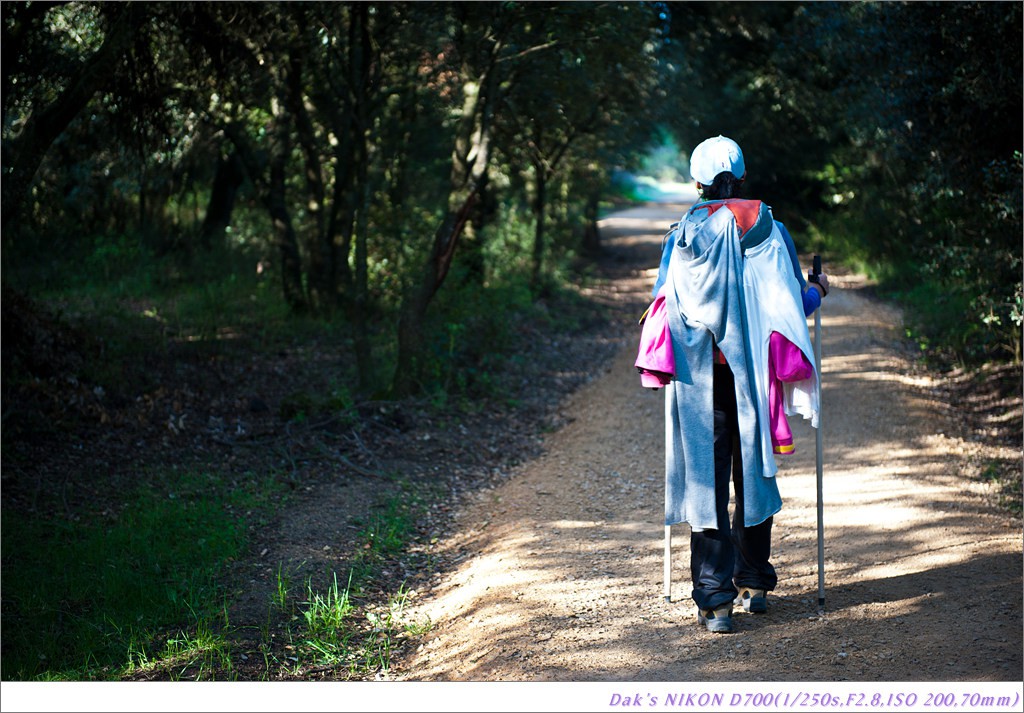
[698,604,734,633]
[734,587,767,613]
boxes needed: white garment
[742,222,820,477]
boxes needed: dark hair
[699,172,744,200]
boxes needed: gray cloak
[663,200,782,531]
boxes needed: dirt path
[393,205,1022,683]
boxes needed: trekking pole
[811,255,825,614]
[664,525,672,601]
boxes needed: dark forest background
[4,1,1020,386]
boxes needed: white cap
[689,135,745,185]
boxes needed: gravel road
[394,205,1022,684]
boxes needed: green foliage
[5,0,675,389]
[6,220,319,359]
[393,192,618,401]
[301,572,356,642]
[415,278,542,403]
[659,1,1022,367]
[0,470,251,680]
[637,130,689,184]
[83,233,145,282]
[5,1,1020,372]
[272,563,294,613]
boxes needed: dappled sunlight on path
[396,205,1022,683]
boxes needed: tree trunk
[351,177,373,393]
[461,167,493,286]
[581,187,602,255]
[324,4,373,315]
[225,126,304,312]
[1,4,144,236]
[531,166,548,295]
[221,59,307,313]
[350,3,375,392]
[326,116,356,309]
[199,151,245,250]
[389,5,506,397]
[391,194,478,397]
[267,82,307,312]
[268,159,306,312]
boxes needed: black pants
[689,363,778,611]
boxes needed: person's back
[658,135,828,634]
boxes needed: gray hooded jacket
[663,199,782,530]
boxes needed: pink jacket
[768,331,815,454]
[634,286,674,389]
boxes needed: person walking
[653,135,829,633]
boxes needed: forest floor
[2,204,1021,694]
